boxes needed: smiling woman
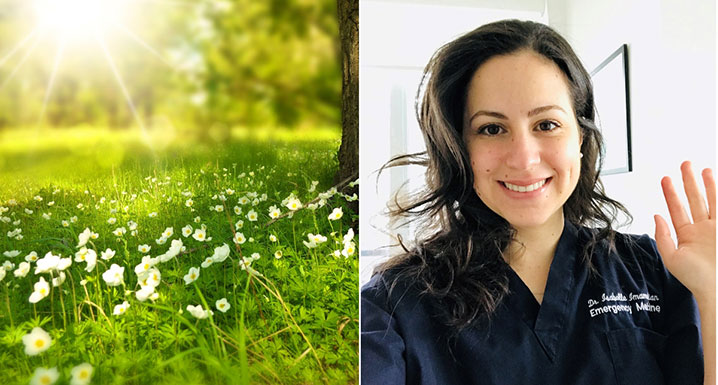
[360,19,715,385]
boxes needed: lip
[498,177,552,198]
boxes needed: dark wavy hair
[377,19,632,330]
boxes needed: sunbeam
[96,35,147,135]
[113,22,174,68]
[2,0,199,132]
[38,38,67,126]
[0,34,42,90]
[0,29,39,69]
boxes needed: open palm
[654,161,716,299]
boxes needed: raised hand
[654,160,715,385]
[654,161,716,298]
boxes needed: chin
[499,211,562,230]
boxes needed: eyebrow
[467,104,567,124]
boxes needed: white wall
[548,0,716,237]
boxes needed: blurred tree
[336,0,358,187]
[197,0,341,129]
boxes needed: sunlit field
[0,127,358,384]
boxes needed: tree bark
[336,0,359,221]
[337,0,358,183]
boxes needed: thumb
[654,214,676,263]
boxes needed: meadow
[0,127,358,385]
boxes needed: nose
[505,132,540,170]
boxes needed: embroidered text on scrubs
[635,302,661,313]
[587,292,661,318]
[589,303,633,318]
[601,292,627,302]
[629,293,659,301]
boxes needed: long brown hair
[376,20,631,330]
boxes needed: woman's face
[462,49,582,231]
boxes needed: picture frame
[590,44,632,175]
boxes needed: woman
[361,20,715,384]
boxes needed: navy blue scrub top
[361,221,703,385]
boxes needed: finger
[680,161,709,222]
[702,168,716,220]
[654,214,676,261]
[661,176,692,230]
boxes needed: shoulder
[577,225,696,316]
[574,224,693,306]
[361,268,424,316]
[575,225,665,275]
[613,231,665,272]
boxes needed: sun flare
[33,0,126,39]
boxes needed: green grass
[0,127,358,384]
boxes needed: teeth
[504,179,546,193]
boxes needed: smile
[501,178,551,193]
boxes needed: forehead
[464,50,574,117]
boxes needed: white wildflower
[162,227,174,238]
[101,248,115,260]
[216,298,231,313]
[144,268,161,287]
[112,227,127,237]
[200,256,214,269]
[29,277,50,303]
[30,367,59,385]
[211,243,230,263]
[3,250,20,258]
[113,301,130,316]
[328,207,343,221]
[342,241,356,257]
[25,251,38,262]
[192,228,207,242]
[233,232,246,244]
[35,252,61,274]
[51,271,66,287]
[77,228,93,248]
[70,362,93,385]
[285,196,302,211]
[183,267,200,284]
[186,304,212,319]
[135,284,155,302]
[102,264,125,286]
[13,262,30,278]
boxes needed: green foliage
[0,128,357,384]
[0,0,340,130]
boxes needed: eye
[478,124,504,136]
[536,120,559,132]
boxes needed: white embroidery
[587,292,660,318]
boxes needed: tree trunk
[336,0,358,218]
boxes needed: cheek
[470,146,499,169]
[553,148,582,189]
